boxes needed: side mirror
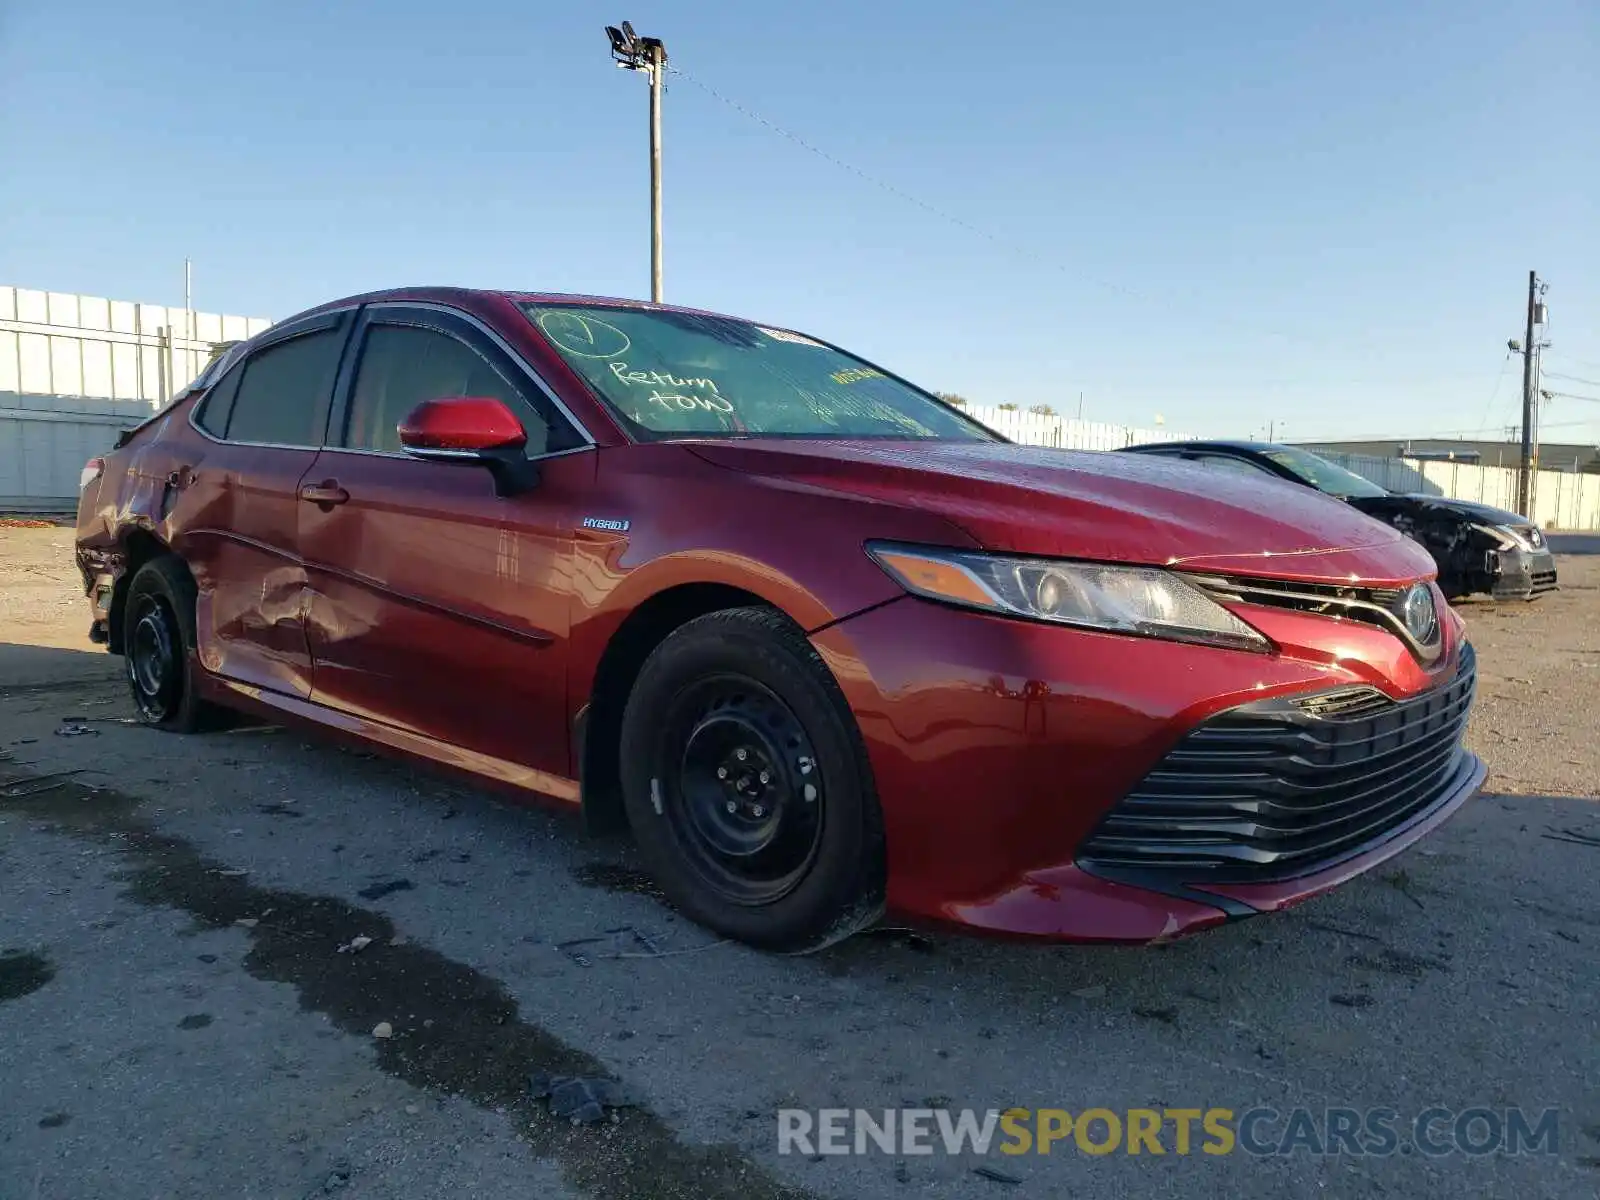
[397,396,538,496]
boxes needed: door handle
[166,466,196,490]
[298,481,349,507]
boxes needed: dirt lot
[2,522,1597,1200]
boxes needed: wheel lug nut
[736,748,748,761]
[752,805,765,817]
[717,767,728,780]
[759,771,770,784]
[726,800,737,814]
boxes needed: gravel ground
[2,523,1597,1200]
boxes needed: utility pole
[1517,271,1537,516]
[606,22,668,302]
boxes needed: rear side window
[195,363,244,436]
[224,331,343,446]
[343,324,577,456]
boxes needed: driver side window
[342,324,562,455]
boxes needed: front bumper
[810,594,1480,942]
[1491,546,1558,600]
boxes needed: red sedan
[74,288,1483,950]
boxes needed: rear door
[174,309,353,698]
[297,303,595,787]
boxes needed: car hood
[1351,493,1530,527]
[685,439,1437,585]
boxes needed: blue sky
[3,1,1596,442]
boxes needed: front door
[297,304,594,789]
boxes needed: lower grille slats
[1078,644,1477,882]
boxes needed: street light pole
[606,22,668,303]
[649,40,664,303]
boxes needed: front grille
[1078,644,1477,882]
[1531,569,1558,594]
[1290,686,1391,720]
[1187,572,1442,662]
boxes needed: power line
[1544,370,1600,388]
[667,62,1401,359]
[667,62,1591,426]
[1546,390,1600,404]
[665,64,1147,306]
[1473,353,1516,440]
[1546,350,1600,372]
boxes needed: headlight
[866,542,1271,652]
[1473,523,1537,552]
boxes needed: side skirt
[201,674,581,807]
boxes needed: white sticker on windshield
[757,326,827,348]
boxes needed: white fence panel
[0,393,159,510]
[0,284,274,510]
[1322,453,1600,531]
[964,405,1193,449]
[0,284,272,406]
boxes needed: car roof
[1123,439,1287,454]
[289,286,770,327]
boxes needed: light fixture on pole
[605,21,668,303]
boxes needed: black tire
[619,607,885,952]
[121,555,232,733]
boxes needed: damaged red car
[75,288,1484,950]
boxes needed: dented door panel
[171,443,321,698]
[298,449,593,783]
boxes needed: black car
[1120,440,1558,601]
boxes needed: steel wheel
[126,592,183,722]
[655,676,825,906]
[620,606,885,951]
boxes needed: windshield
[1261,446,1389,498]
[519,303,998,442]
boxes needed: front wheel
[619,607,885,952]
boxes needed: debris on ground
[337,935,373,955]
[527,1072,636,1124]
[357,879,414,901]
[1544,826,1600,848]
[1069,984,1106,1000]
[1,770,86,798]
[304,1159,352,1197]
[557,926,657,967]
[371,1021,394,1039]
[1131,1005,1179,1025]
[973,1164,1022,1185]
[860,926,937,953]
[233,918,259,929]
[54,722,99,737]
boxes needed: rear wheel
[619,607,885,952]
[122,556,231,732]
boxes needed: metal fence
[963,405,1600,532]
[963,405,1191,449]
[1,285,272,510]
[1318,452,1600,532]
